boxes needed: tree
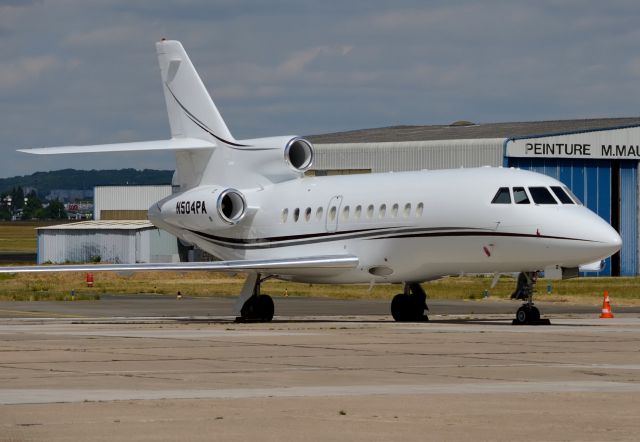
[21,191,42,219]
[45,199,67,220]
[11,186,25,210]
[0,207,10,221]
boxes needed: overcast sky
[1,0,640,177]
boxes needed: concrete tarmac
[2,294,640,319]
[1,298,640,441]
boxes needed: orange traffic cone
[600,291,614,319]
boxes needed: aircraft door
[325,195,343,233]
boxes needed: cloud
[279,45,353,75]
[2,1,640,177]
[0,55,61,90]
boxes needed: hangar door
[508,158,637,276]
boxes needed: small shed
[37,220,179,264]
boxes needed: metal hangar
[308,117,640,276]
[37,186,178,264]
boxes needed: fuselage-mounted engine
[214,136,315,186]
[154,185,247,232]
[284,137,314,173]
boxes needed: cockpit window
[513,187,530,204]
[491,187,511,204]
[564,186,583,205]
[528,187,557,204]
[550,186,574,204]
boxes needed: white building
[37,185,178,264]
[94,185,171,220]
[36,220,179,264]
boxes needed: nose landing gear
[512,272,550,325]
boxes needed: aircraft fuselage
[150,166,621,284]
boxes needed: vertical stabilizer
[156,39,234,143]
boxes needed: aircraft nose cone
[607,227,622,252]
[594,221,622,257]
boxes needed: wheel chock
[512,318,551,325]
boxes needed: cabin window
[316,207,323,220]
[367,204,374,219]
[379,204,387,218]
[329,206,337,221]
[304,207,312,221]
[281,208,289,223]
[293,208,300,221]
[355,205,362,219]
[341,205,350,221]
[404,203,411,217]
[416,202,424,216]
[528,187,557,204]
[513,187,530,204]
[550,186,574,204]
[491,187,511,204]
[391,203,399,218]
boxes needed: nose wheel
[515,304,540,324]
[511,272,550,325]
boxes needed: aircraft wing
[0,255,359,276]
[18,137,216,155]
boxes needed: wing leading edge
[18,137,216,155]
[0,255,359,276]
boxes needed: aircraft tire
[515,305,534,324]
[391,294,409,321]
[257,295,274,322]
[241,295,274,322]
[529,305,540,322]
[391,294,423,322]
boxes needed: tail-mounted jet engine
[284,137,314,172]
[158,186,247,231]
[223,136,315,185]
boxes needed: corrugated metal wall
[620,162,638,276]
[149,229,180,263]
[94,186,171,220]
[509,157,639,276]
[37,229,150,264]
[313,139,504,172]
[100,210,149,220]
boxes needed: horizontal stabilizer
[0,255,359,276]
[18,137,216,155]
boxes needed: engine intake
[156,186,247,231]
[217,188,246,224]
[284,138,314,172]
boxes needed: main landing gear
[511,271,550,325]
[236,273,274,322]
[391,283,429,322]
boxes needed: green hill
[0,169,173,196]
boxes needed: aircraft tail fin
[156,39,235,144]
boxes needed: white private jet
[1,40,622,324]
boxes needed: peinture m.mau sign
[505,125,640,159]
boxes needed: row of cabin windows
[282,202,424,223]
[491,186,580,205]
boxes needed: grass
[0,221,634,304]
[0,221,65,253]
[0,270,637,305]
